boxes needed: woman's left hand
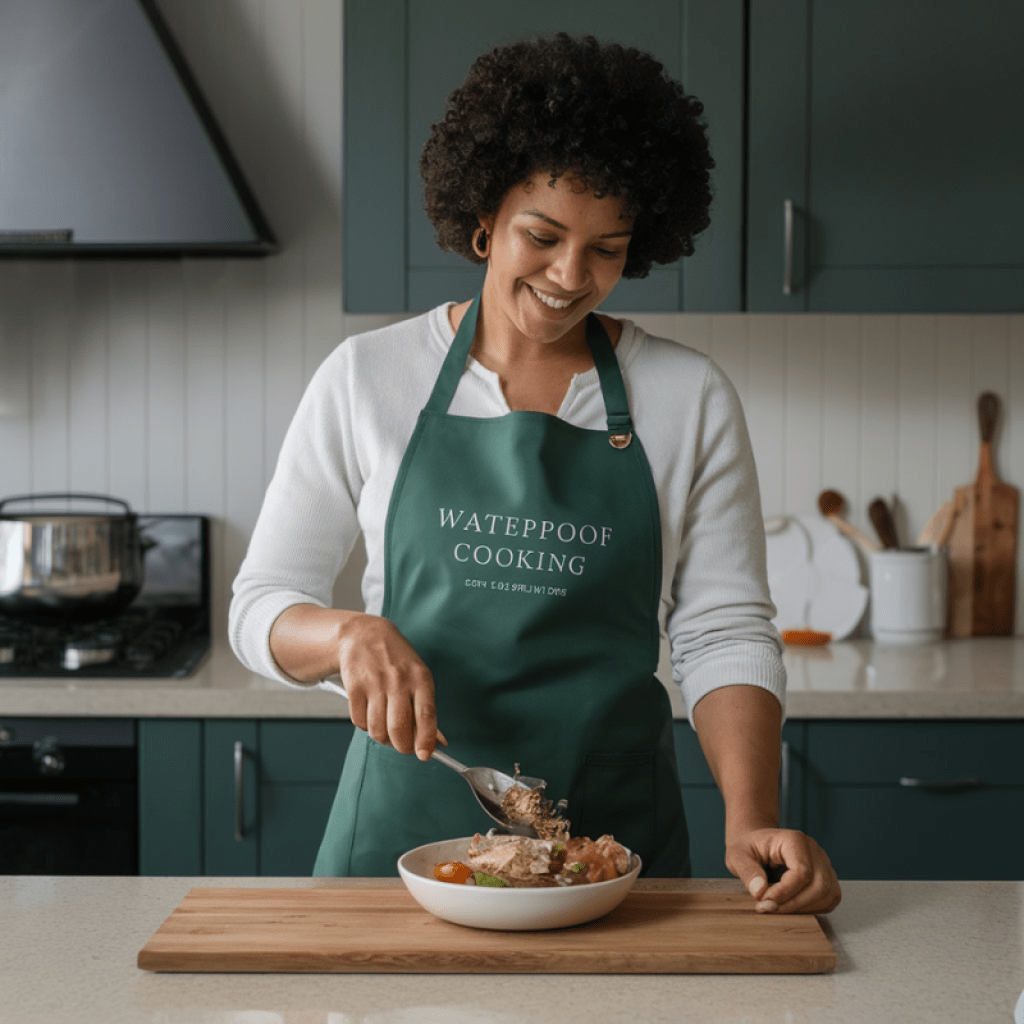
[725,828,842,914]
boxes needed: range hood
[0,0,276,256]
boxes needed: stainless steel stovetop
[0,515,210,679]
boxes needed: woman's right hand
[336,613,444,760]
[269,605,444,760]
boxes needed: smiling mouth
[528,285,576,310]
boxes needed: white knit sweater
[229,303,786,726]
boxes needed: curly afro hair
[419,33,714,279]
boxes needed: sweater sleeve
[229,342,364,688]
[666,358,786,727]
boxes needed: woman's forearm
[691,684,783,841]
[269,603,366,684]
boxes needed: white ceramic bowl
[397,836,642,931]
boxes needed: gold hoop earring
[473,227,489,258]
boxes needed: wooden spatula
[948,393,1019,636]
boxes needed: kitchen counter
[2,875,1021,1024]
[2,636,1024,719]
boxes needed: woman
[231,34,840,914]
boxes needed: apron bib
[314,296,689,877]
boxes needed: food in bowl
[399,836,642,931]
[433,832,631,888]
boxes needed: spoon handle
[825,512,880,553]
[430,748,468,774]
[868,498,900,549]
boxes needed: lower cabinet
[138,718,353,876]
[802,721,1024,881]
[675,721,805,878]
[140,717,1024,880]
[676,719,1024,881]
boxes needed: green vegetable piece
[473,871,510,888]
[570,862,587,874]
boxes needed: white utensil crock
[869,547,947,645]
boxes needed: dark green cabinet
[137,719,203,875]
[258,721,350,876]
[675,721,805,877]
[138,719,353,876]
[677,718,1024,880]
[140,717,1024,879]
[345,0,1024,314]
[343,0,745,313]
[748,0,1024,312]
[803,721,1024,880]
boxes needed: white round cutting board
[765,514,868,640]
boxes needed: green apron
[314,296,689,877]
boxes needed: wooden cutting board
[948,392,1019,636]
[137,882,836,974]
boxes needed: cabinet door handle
[779,739,790,827]
[898,776,982,789]
[234,740,245,841]
[782,199,794,295]
[0,792,79,806]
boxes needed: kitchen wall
[1,0,1023,643]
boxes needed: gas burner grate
[0,609,208,678]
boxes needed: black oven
[0,717,137,874]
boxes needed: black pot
[0,494,150,623]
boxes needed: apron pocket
[570,750,656,868]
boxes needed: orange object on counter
[433,861,473,884]
[781,629,832,646]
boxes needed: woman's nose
[548,246,588,291]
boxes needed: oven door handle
[0,792,80,806]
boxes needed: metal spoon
[430,748,548,837]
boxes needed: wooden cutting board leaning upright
[948,392,1019,636]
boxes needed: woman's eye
[527,232,556,247]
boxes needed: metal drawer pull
[899,777,982,789]
[779,739,790,827]
[234,740,245,842]
[783,199,794,295]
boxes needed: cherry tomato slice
[433,860,473,884]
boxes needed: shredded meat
[466,832,630,888]
[500,784,569,840]
[466,833,565,887]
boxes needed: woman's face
[480,171,632,347]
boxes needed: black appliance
[0,515,210,678]
[0,717,137,874]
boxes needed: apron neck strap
[426,295,634,434]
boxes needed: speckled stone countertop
[2,636,1024,719]
[2,875,1022,1024]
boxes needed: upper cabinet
[344,0,1023,313]
[747,0,1024,312]
[342,0,744,313]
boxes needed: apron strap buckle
[609,431,633,449]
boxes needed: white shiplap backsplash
[1,0,1023,643]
